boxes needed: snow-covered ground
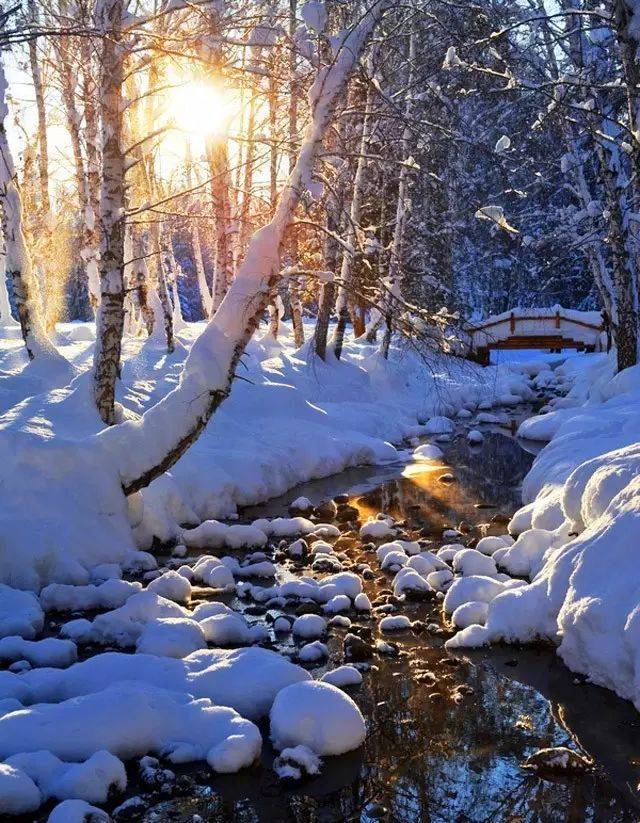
[0,319,535,591]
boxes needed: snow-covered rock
[270,681,366,756]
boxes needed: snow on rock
[321,665,363,688]
[298,641,328,662]
[200,612,268,647]
[0,637,77,669]
[498,528,558,577]
[393,568,431,597]
[467,429,484,445]
[292,614,326,639]
[47,799,111,822]
[413,443,444,461]
[359,519,396,540]
[443,575,515,613]
[0,681,262,769]
[379,615,411,632]
[181,520,268,550]
[252,517,315,537]
[322,594,351,614]
[60,592,188,648]
[0,586,44,640]
[0,762,41,815]
[452,548,497,577]
[423,416,454,435]
[475,536,509,556]
[146,570,192,604]
[1,648,310,721]
[192,556,235,590]
[40,580,142,613]
[5,749,126,805]
[135,617,206,658]
[451,601,489,629]
[270,681,365,756]
[273,744,321,780]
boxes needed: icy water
[119,422,640,821]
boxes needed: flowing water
[131,420,640,822]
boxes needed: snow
[273,744,321,780]
[5,749,126,806]
[270,681,366,756]
[41,578,132,616]
[380,615,412,632]
[0,681,262,767]
[0,762,41,815]
[413,443,444,461]
[0,586,44,640]
[0,314,536,594]
[1,648,310,720]
[182,520,268,550]
[61,591,189,648]
[200,612,268,646]
[451,601,489,629]
[298,641,328,662]
[47,799,110,822]
[135,617,206,657]
[0,637,77,669]
[442,353,640,714]
[293,614,326,639]
[321,665,363,687]
[452,548,497,577]
[146,570,192,604]
[360,519,396,540]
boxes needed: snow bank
[447,353,640,713]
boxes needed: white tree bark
[0,60,60,361]
[93,0,129,423]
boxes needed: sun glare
[169,80,236,137]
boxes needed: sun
[168,80,236,137]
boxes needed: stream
[119,415,640,821]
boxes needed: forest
[1,0,640,820]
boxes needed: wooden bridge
[467,306,606,365]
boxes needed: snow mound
[270,681,366,756]
[0,586,44,640]
[0,681,262,770]
[3,647,310,721]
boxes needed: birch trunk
[288,0,304,347]
[93,0,128,424]
[380,32,415,358]
[0,63,59,361]
[331,78,373,358]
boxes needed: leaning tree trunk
[93,0,128,424]
[100,0,390,493]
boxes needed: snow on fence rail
[466,305,606,364]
